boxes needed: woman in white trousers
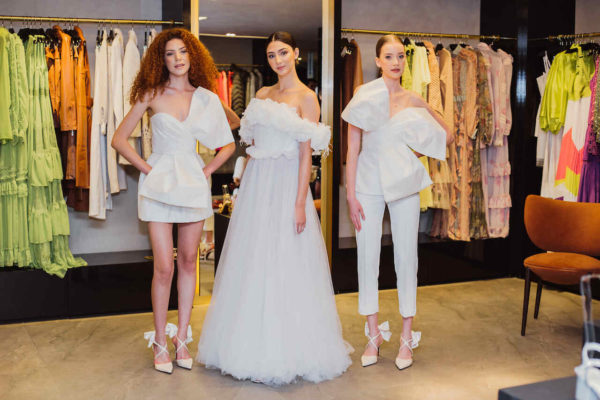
[343,34,453,371]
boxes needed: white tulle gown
[196,98,352,385]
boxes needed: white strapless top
[138,87,234,208]
[342,78,447,202]
[239,98,331,159]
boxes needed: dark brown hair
[266,31,297,50]
[375,34,403,57]
[129,28,217,104]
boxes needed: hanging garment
[578,56,600,203]
[68,26,91,212]
[486,49,513,238]
[53,26,77,188]
[0,30,12,141]
[244,70,256,107]
[140,28,156,161]
[89,31,110,220]
[470,50,493,240]
[447,47,474,241]
[217,70,228,104]
[120,29,141,166]
[424,41,451,212]
[45,44,61,129]
[0,28,30,267]
[231,72,245,117]
[253,68,263,92]
[106,28,127,194]
[430,47,455,239]
[341,39,363,169]
[227,71,233,108]
[24,35,86,276]
[535,54,565,199]
[553,46,595,201]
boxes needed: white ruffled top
[239,98,331,159]
[341,78,447,202]
[138,87,234,209]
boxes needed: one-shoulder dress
[137,87,234,222]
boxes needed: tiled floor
[0,278,585,400]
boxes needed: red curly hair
[130,28,218,105]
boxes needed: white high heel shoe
[395,331,421,370]
[361,321,392,367]
[143,324,178,374]
[171,325,194,370]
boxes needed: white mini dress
[137,87,234,222]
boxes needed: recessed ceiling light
[198,16,208,21]
[226,33,236,37]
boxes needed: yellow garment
[411,42,431,99]
[402,42,413,90]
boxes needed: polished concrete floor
[0,278,585,400]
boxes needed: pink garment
[483,48,513,238]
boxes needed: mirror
[195,0,323,297]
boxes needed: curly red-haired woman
[112,28,235,374]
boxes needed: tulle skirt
[196,156,352,385]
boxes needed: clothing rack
[529,32,600,41]
[199,33,268,40]
[341,28,515,41]
[0,15,182,25]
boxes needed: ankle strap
[400,331,422,355]
[364,321,392,350]
[174,326,193,353]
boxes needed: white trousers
[355,192,420,317]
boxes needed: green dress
[0,29,30,266]
[24,36,86,277]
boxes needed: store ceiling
[197,0,322,42]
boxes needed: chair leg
[534,277,543,320]
[521,268,532,336]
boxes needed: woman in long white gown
[197,31,352,385]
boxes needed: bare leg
[148,222,174,364]
[363,313,384,358]
[173,220,204,360]
[397,316,414,359]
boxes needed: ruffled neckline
[250,97,321,128]
[240,97,331,155]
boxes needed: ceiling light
[198,16,208,21]
[226,33,237,37]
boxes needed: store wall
[575,0,600,33]
[4,0,162,254]
[338,0,481,239]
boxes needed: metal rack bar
[0,15,182,25]
[216,63,262,68]
[341,28,515,40]
[199,33,268,39]
[529,32,600,41]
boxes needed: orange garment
[74,26,91,190]
[425,41,451,211]
[430,47,455,238]
[45,45,61,129]
[54,26,77,131]
[447,47,474,241]
[54,26,77,185]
